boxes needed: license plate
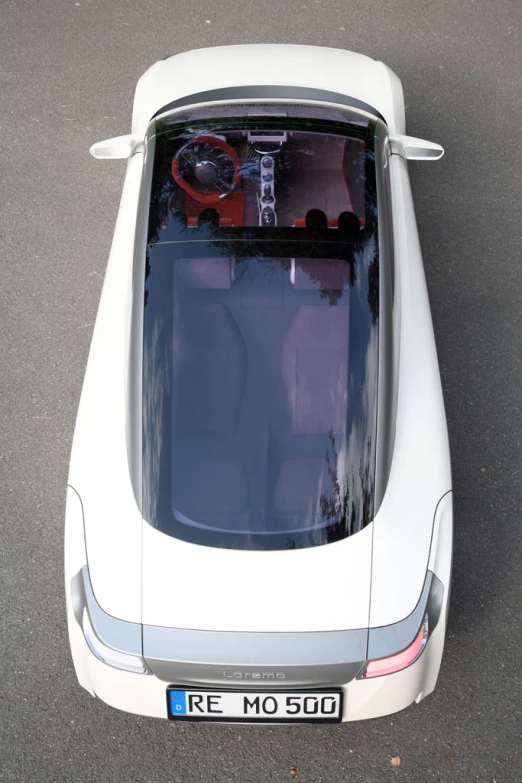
[167,687,343,723]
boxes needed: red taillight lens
[362,616,429,679]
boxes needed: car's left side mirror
[89,134,144,160]
[389,134,444,161]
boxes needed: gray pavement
[1,1,521,781]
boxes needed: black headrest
[338,211,360,240]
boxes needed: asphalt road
[1,1,521,781]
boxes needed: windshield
[142,109,380,550]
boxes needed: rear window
[142,110,380,550]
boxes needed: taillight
[361,615,429,679]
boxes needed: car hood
[141,521,373,633]
[132,45,405,137]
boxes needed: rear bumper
[66,568,448,723]
[67,611,446,722]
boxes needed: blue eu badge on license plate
[169,690,187,715]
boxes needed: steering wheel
[171,135,242,204]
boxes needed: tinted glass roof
[142,109,379,550]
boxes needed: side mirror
[89,134,143,160]
[389,134,444,161]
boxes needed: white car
[65,44,452,724]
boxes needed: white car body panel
[141,523,372,633]
[369,154,451,627]
[131,45,405,137]
[67,153,143,623]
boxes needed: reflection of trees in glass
[367,249,379,324]
[144,251,151,308]
[232,256,290,285]
[320,430,375,540]
[294,257,356,305]
[359,436,374,529]
[320,430,350,531]
[343,138,367,218]
[148,172,174,246]
[149,230,361,294]
[147,134,187,245]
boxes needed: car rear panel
[140,521,373,633]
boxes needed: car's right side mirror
[389,134,444,161]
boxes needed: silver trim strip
[143,625,367,686]
[147,660,364,688]
[142,626,367,666]
[71,567,142,656]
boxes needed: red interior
[171,135,365,229]
[184,191,246,227]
